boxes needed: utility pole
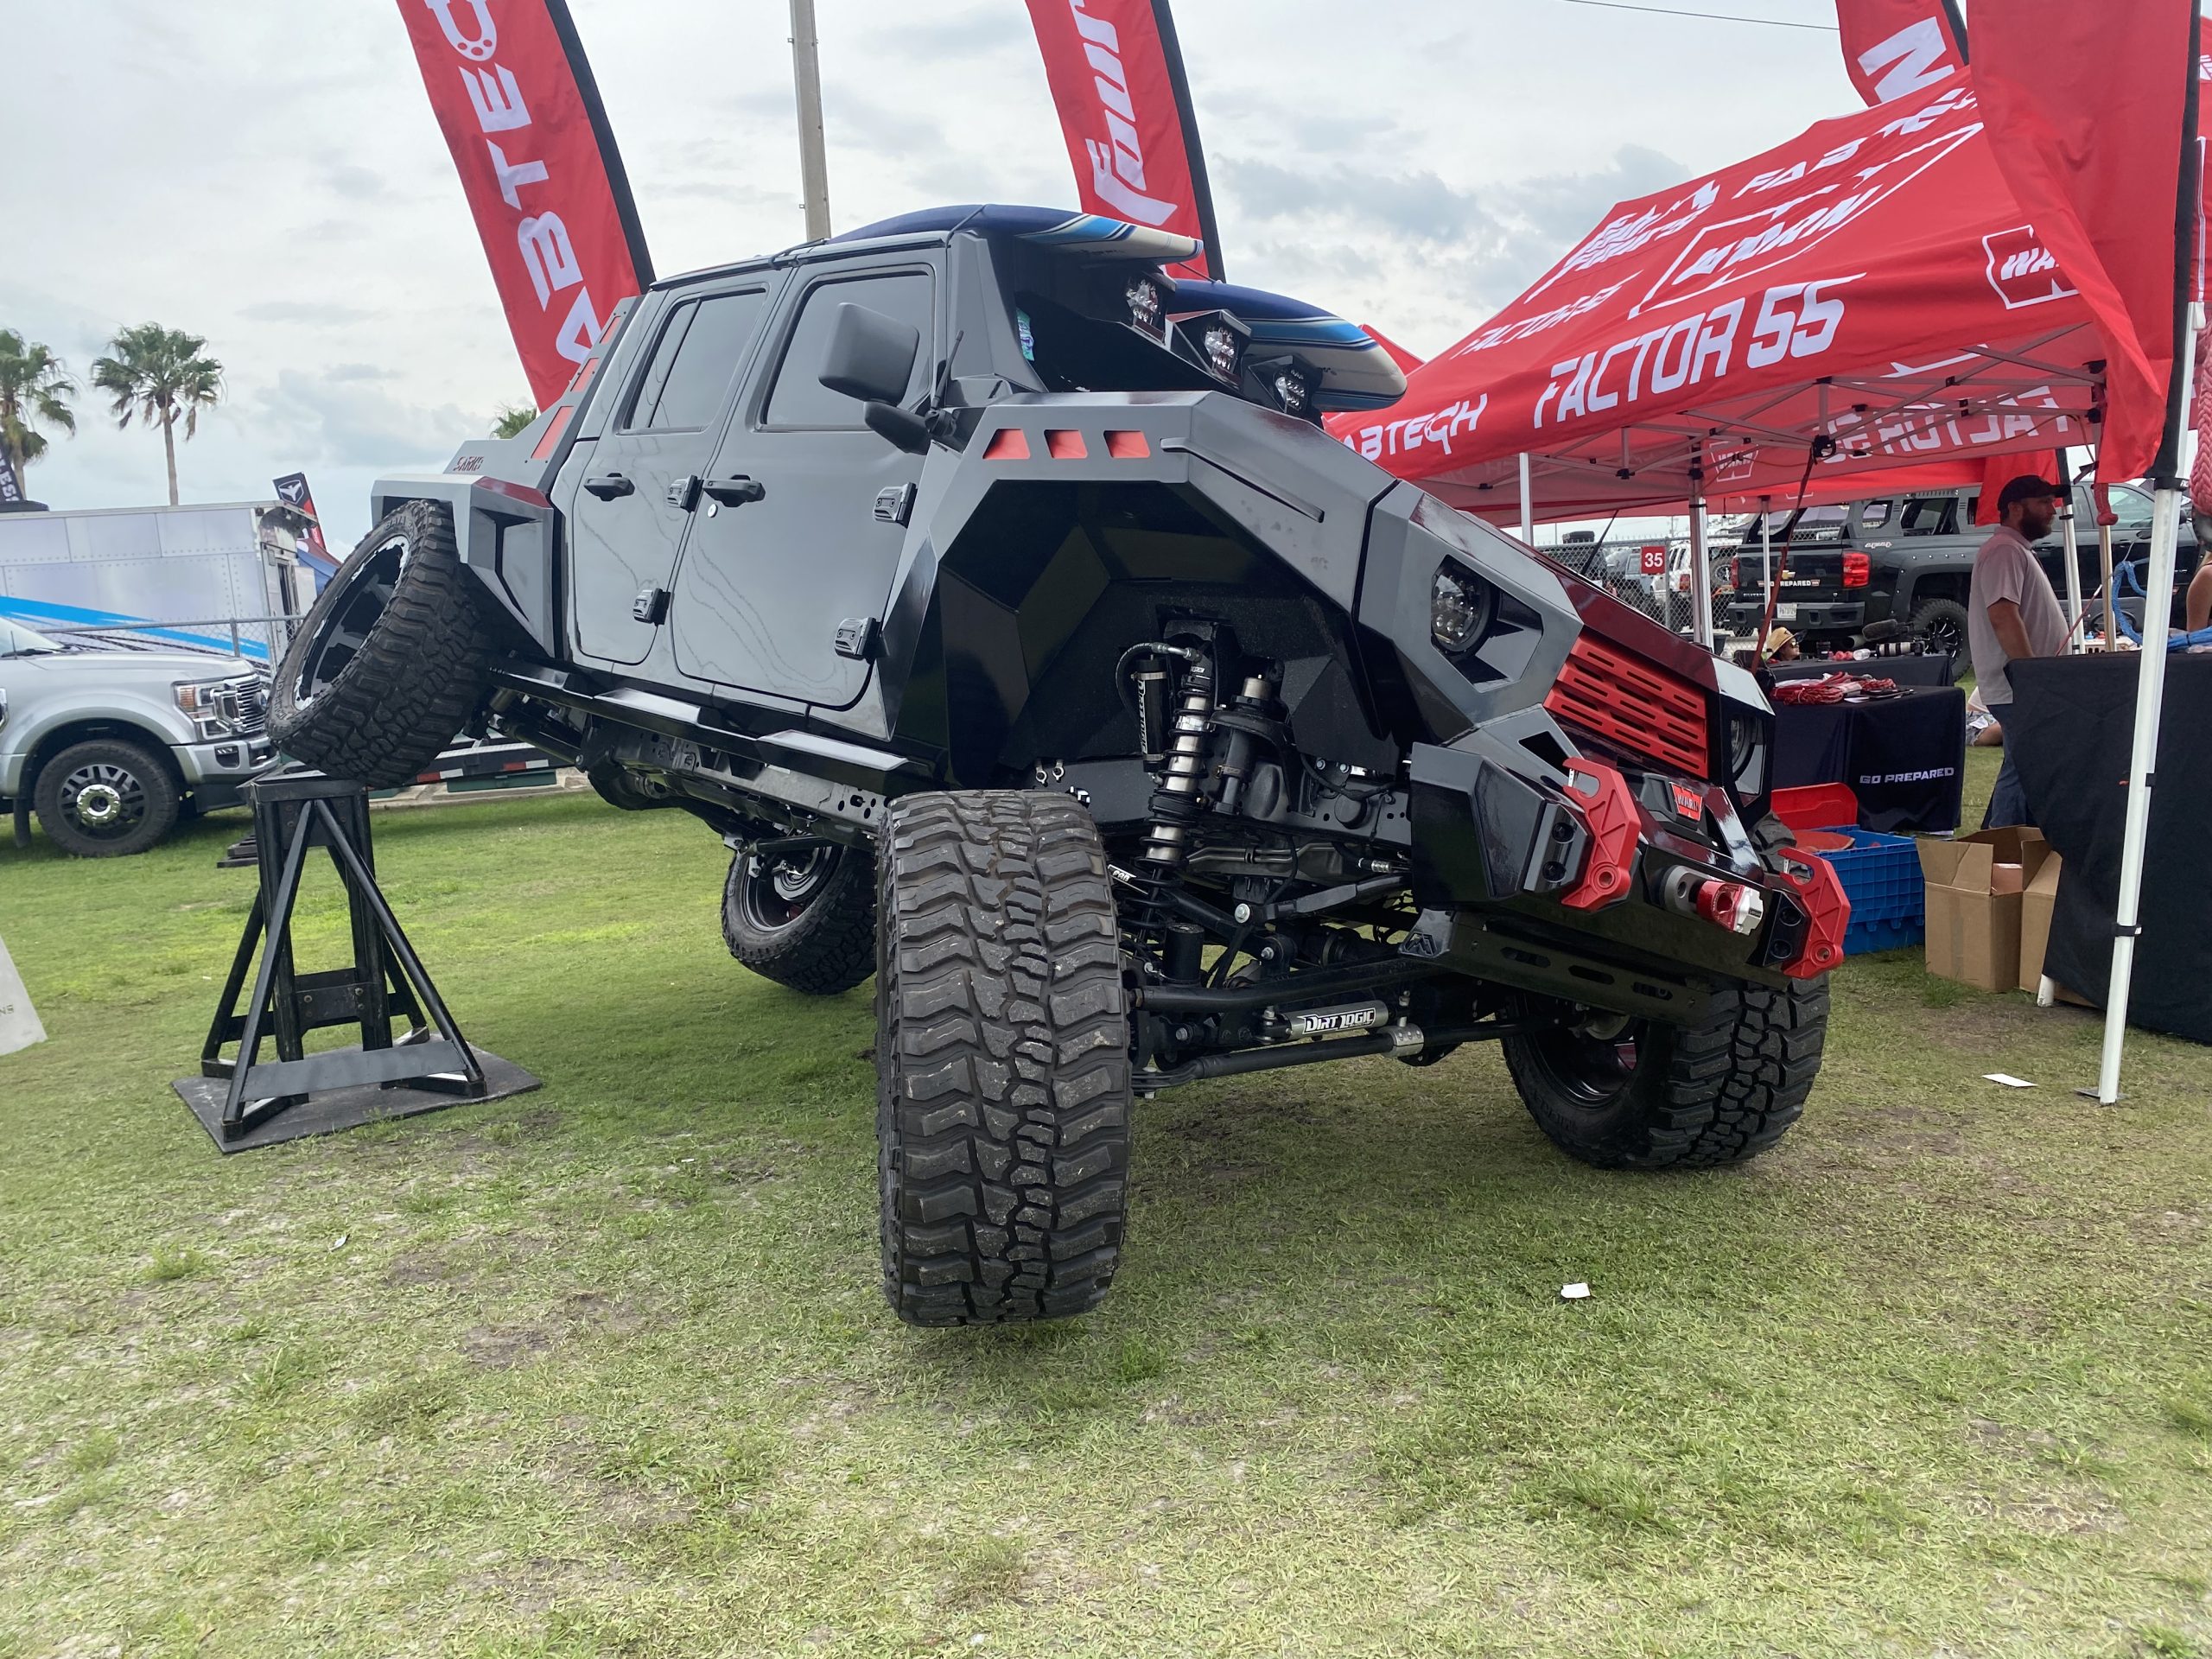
[789,0,832,242]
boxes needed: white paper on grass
[1560,1282,1592,1300]
[0,936,46,1057]
[1983,1073,2037,1090]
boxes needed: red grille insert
[1544,632,1711,778]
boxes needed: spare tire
[270,499,493,788]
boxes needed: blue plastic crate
[1809,827,1926,956]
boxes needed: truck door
[565,283,774,665]
[667,264,935,708]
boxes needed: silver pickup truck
[0,616,272,856]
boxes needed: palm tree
[0,330,78,488]
[90,323,224,506]
[493,403,537,440]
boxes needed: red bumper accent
[1560,757,1640,911]
[1775,847,1852,978]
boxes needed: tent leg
[1688,454,1713,650]
[2056,446,2086,651]
[1517,452,1535,545]
[2037,974,2056,1010]
[2094,304,2200,1104]
[1759,494,1773,652]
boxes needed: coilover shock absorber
[1128,652,1217,939]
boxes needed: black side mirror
[819,303,919,407]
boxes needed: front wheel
[1503,978,1828,1169]
[33,738,181,857]
[876,791,1132,1325]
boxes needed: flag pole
[789,0,832,242]
[1518,452,1535,545]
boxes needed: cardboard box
[1917,828,2051,993]
[2018,852,2078,998]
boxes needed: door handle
[702,475,766,506]
[583,472,635,500]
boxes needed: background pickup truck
[0,616,271,856]
[1723,483,2203,653]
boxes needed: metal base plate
[171,1049,540,1154]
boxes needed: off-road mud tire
[1503,977,1828,1169]
[269,499,492,789]
[876,791,1132,1325]
[721,845,876,995]
[1909,596,1973,658]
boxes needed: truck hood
[6,647,262,682]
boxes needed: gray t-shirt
[1967,524,2069,706]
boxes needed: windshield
[1738,504,1848,543]
[0,618,64,656]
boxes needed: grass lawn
[3,753,2210,1657]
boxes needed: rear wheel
[33,737,180,857]
[1503,978,1828,1169]
[1909,596,1972,658]
[720,843,875,995]
[269,499,492,788]
[876,791,1132,1325]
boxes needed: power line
[1560,0,1840,30]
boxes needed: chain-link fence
[1530,537,1743,639]
[29,613,299,663]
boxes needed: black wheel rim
[740,847,836,933]
[296,531,408,709]
[1921,614,1963,654]
[59,762,148,841]
[1524,1020,1646,1109]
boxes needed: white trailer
[0,501,338,664]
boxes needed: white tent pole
[2056,446,2086,651]
[1759,493,1773,648]
[1688,449,1713,649]
[1518,452,1535,544]
[2094,302,2202,1105]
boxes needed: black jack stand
[172,770,537,1152]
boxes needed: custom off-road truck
[272,207,1846,1326]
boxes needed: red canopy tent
[1327,77,2102,529]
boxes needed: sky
[1,0,1863,551]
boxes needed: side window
[1899,497,1955,536]
[1859,499,1893,531]
[622,289,771,433]
[763,271,934,429]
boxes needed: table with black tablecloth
[2007,653,2212,1046]
[1769,651,1959,688]
[1771,685,1967,833]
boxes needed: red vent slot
[1046,429,1087,459]
[1543,632,1711,778]
[984,428,1030,461]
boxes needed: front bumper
[1404,734,1846,1018]
[174,737,276,804]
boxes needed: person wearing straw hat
[1970,474,2070,828]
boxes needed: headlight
[1272,369,1311,417]
[1726,707,1768,803]
[1201,325,1240,380]
[175,676,260,740]
[1431,563,1496,655]
[1125,276,1166,340]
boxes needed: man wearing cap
[1970,474,2070,828]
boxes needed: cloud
[237,301,377,325]
[253,368,479,472]
[872,9,1021,60]
[323,163,386,200]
